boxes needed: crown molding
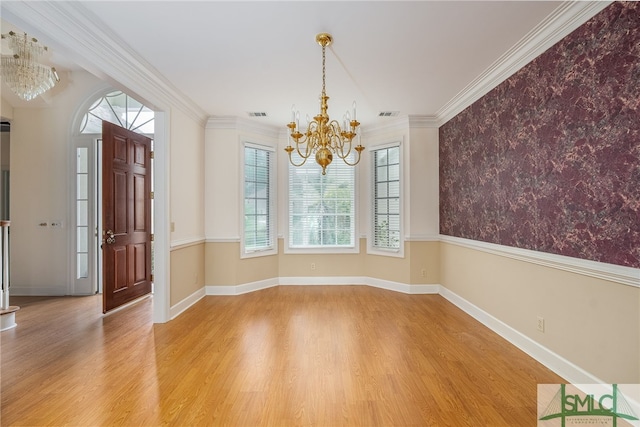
[362,116,410,136]
[408,115,439,128]
[435,0,612,126]
[206,116,281,139]
[1,1,208,127]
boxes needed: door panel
[102,120,152,313]
[114,247,128,291]
[113,171,128,233]
[133,244,147,283]
[134,175,146,231]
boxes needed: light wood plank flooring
[1,286,565,426]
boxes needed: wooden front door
[102,121,152,313]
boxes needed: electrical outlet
[537,316,545,332]
[311,262,316,270]
[421,268,426,278]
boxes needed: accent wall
[439,1,640,268]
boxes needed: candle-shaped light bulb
[295,111,300,129]
[352,101,357,121]
[306,114,310,126]
[291,105,296,123]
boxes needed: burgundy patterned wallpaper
[439,2,640,268]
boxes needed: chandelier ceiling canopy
[285,33,364,175]
[1,31,59,101]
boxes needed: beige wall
[170,108,205,244]
[204,239,440,286]
[0,98,13,121]
[440,241,640,384]
[205,241,278,286]
[8,71,105,294]
[170,243,205,306]
[168,107,206,307]
[278,239,366,279]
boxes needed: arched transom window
[79,91,154,134]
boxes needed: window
[371,145,401,253]
[243,143,275,256]
[76,147,90,279]
[288,156,356,251]
[80,91,154,135]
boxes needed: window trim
[285,157,360,255]
[240,141,277,258]
[367,141,404,258]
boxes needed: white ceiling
[2,1,574,128]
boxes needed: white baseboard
[207,276,439,295]
[278,276,366,286]
[170,287,206,320]
[366,277,440,294]
[206,277,279,296]
[438,286,604,385]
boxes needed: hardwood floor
[1,286,565,426]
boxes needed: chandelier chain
[322,44,326,97]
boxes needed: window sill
[241,247,278,259]
[366,245,405,258]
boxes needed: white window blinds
[244,145,274,252]
[372,146,400,250]
[288,157,355,249]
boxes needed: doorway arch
[70,87,170,322]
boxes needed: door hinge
[150,191,154,199]
[150,273,154,282]
[150,151,154,159]
[151,234,154,242]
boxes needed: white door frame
[70,93,170,323]
[150,111,170,323]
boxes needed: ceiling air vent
[378,111,399,117]
[247,112,267,117]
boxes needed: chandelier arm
[326,120,358,160]
[291,132,314,159]
[328,121,347,146]
[334,145,353,159]
[294,141,312,159]
[287,150,310,167]
[340,149,364,166]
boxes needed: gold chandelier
[1,31,59,101]
[285,33,364,175]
